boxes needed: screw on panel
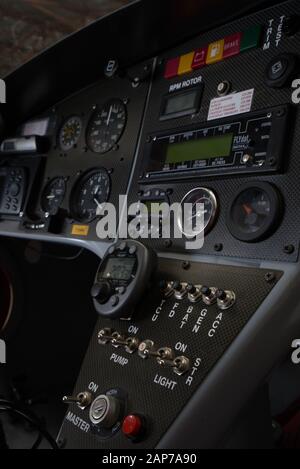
[182,261,190,270]
[268,157,277,166]
[283,244,295,254]
[264,272,276,283]
[57,438,66,449]
[276,108,285,117]
[214,243,223,252]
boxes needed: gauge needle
[243,204,253,215]
[106,105,112,126]
[188,209,207,221]
[94,198,101,207]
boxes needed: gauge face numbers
[71,169,111,223]
[178,188,218,238]
[59,116,82,151]
[227,182,282,242]
[86,99,127,153]
[41,177,66,216]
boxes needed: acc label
[208,312,224,338]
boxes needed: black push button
[265,53,297,88]
[90,281,113,304]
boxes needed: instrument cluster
[0,60,152,241]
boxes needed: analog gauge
[41,177,66,216]
[178,188,218,238]
[70,168,111,223]
[59,116,82,151]
[227,182,282,242]
[86,99,127,153]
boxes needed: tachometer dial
[178,187,218,238]
[86,99,127,154]
[59,116,82,151]
[227,182,282,242]
[70,169,111,223]
[41,177,66,216]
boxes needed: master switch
[89,394,121,429]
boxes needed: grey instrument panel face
[58,258,282,448]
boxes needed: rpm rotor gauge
[178,187,218,238]
[71,168,111,223]
[41,177,66,216]
[86,99,127,153]
[227,182,282,242]
[59,116,82,151]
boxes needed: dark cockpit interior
[1,0,300,451]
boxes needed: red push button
[122,414,143,438]
[164,57,180,79]
[192,46,208,70]
[223,33,241,59]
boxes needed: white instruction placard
[207,89,254,121]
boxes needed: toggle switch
[159,280,174,298]
[173,281,187,299]
[173,356,190,376]
[124,336,140,354]
[98,327,115,345]
[216,289,236,310]
[62,391,92,410]
[186,283,202,303]
[156,347,175,365]
[138,340,155,359]
[111,331,127,348]
[201,286,217,305]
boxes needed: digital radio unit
[140,106,289,182]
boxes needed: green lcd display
[165,133,233,164]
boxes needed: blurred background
[0,0,133,77]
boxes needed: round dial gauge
[86,99,127,153]
[59,116,82,151]
[70,169,111,223]
[227,182,282,242]
[41,177,66,215]
[178,188,218,238]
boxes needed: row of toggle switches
[98,328,190,376]
[160,281,236,309]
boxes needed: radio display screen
[103,257,136,281]
[165,133,234,164]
